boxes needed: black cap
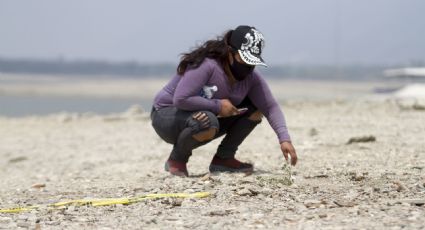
[229,25,267,67]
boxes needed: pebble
[18,214,29,220]
[318,213,328,218]
[305,215,315,220]
[27,214,37,222]
[350,172,367,181]
[252,213,265,219]
[31,183,46,189]
[8,156,28,163]
[398,199,425,206]
[304,173,329,179]
[303,200,323,209]
[207,210,229,216]
[346,135,376,144]
[236,188,252,196]
[67,205,76,212]
[309,128,318,136]
[392,181,407,192]
[184,189,195,193]
[284,215,300,222]
[334,200,357,207]
[7,223,18,228]
[171,198,183,207]
[0,217,12,224]
[17,221,31,228]
[260,187,274,196]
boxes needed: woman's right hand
[218,99,238,117]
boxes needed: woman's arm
[173,60,221,114]
[248,72,297,165]
[248,72,291,143]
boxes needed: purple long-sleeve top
[153,58,291,143]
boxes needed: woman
[151,25,297,177]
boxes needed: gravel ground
[0,100,424,229]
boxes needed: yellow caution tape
[0,192,210,214]
[0,206,38,214]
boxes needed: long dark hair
[177,30,233,75]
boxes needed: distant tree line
[0,57,390,81]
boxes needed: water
[0,95,153,117]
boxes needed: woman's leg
[209,97,263,172]
[151,107,219,176]
[168,110,219,163]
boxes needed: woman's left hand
[280,141,297,166]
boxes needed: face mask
[229,58,255,81]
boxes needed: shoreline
[0,98,424,229]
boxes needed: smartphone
[237,107,248,115]
[217,107,249,118]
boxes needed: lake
[0,95,153,117]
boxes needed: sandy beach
[0,75,424,229]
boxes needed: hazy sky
[0,0,424,65]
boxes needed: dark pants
[150,97,261,163]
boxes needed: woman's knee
[186,111,219,141]
[248,110,263,122]
[192,127,218,142]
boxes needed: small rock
[171,198,183,207]
[304,173,329,179]
[76,217,88,222]
[318,213,327,218]
[305,215,315,220]
[47,221,60,226]
[239,177,255,184]
[27,214,37,222]
[200,173,213,182]
[208,210,232,216]
[392,181,407,192]
[17,221,30,228]
[284,215,300,222]
[162,197,183,207]
[349,172,367,181]
[65,205,76,215]
[303,200,323,209]
[143,216,157,224]
[398,199,425,206]
[260,187,273,196]
[184,189,195,193]
[18,214,29,221]
[413,103,425,110]
[347,135,376,144]
[334,200,357,207]
[0,217,12,224]
[252,213,265,219]
[236,188,252,196]
[247,187,259,196]
[8,156,28,163]
[31,183,46,189]
[309,128,318,136]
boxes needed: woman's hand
[280,141,297,166]
[218,99,238,117]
